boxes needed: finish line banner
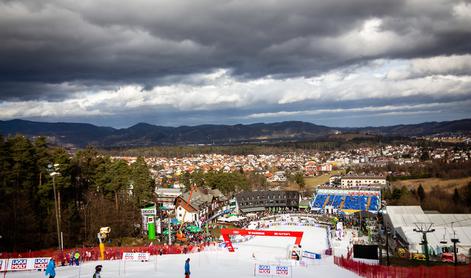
[254,264,291,277]
[122,252,150,261]
[1,257,51,271]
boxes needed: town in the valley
[2,134,471,277]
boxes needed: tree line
[383,182,471,213]
[103,135,420,157]
[0,135,154,252]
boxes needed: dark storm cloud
[1,0,470,101]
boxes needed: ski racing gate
[220,228,303,253]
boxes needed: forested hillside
[0,135,154,252]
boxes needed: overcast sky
[1,0,471,128]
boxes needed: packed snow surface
[6,224,358,277]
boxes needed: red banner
[220,229,303,252]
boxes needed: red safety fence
[334,256,471,278]
[0,242,214,265]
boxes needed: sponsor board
[276,266,289,276]
[141,207,156,216]
[3,257,51,271]
[256,264,271,276]
[255,264,291,277]
[10,259,27,270]
[302,250,321,260]
[122,252,150,261]
[33,258,49,269]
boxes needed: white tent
[384,206,471,255]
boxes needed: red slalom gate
[220,228,303,252]
[334,256,471,278]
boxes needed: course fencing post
[154,255,157,272]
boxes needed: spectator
[45,258,56,278]
[74,250,80,266]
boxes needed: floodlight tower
[413,222,435,263]
[48,163,62,250]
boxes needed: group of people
[63,250,81,266]
[44,258,102,278]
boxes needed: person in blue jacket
[184,258,191,278]
[45,258,56,278]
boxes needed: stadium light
[48,163,62,250]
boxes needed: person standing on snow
[93,265,102,278]
[45,258,56,278]
[184,258,190,278]
[74,250,80,266]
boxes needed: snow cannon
[98,227,111,260]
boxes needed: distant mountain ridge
[0,118,470,147]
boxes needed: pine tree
[466,182,471,206]
[417,184,425,203]
[294,172,305,190]
[130,157,155,207]
[452,188,460,204]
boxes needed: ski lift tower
[413,222,435,263]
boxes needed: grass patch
[304,170,344,190]
[391,177,471,193]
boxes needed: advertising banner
[0,259,5,272]
[255,264,291,277]
[302,250,317,260]
[122,252,150,261]
[141,207,156,216]
[4,257,51,271]
[275,265,290,276]
[256,264,272,276]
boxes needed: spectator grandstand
[310,189,381,214]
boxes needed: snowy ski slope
[6,224,358,277]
